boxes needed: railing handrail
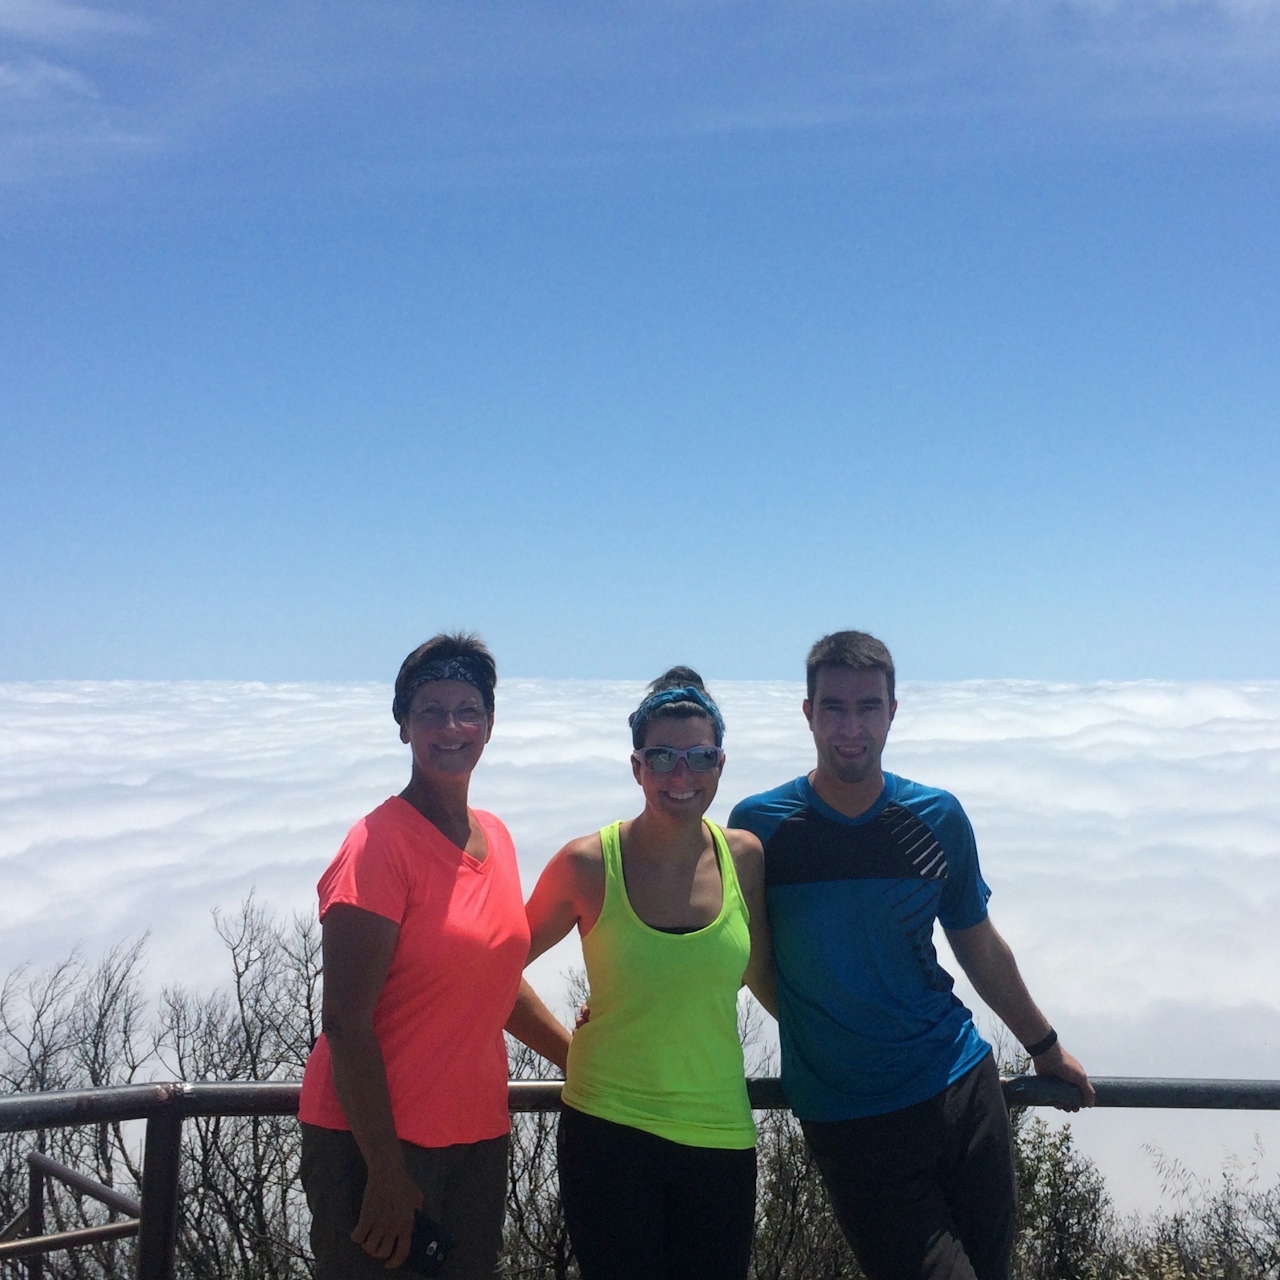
[3,1074,1280,1133]
[26,1151,142,1218]
[5,1074,1280,1280]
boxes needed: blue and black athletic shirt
[728,773,993,1122]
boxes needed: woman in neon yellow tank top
[525,668,777,1280]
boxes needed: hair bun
[629,671,724,749]
[648,665,705,695]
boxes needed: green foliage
[749,1105,862,1280]
[1013,1111,1115,1280]
[1008,1098,1280,1280]
[1113,1148,1280,1280]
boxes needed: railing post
[135,1095,183,1280]
[26,1156,43,1280]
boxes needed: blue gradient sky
[2,1,1278,681]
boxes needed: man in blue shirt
[730,631,1093,1280]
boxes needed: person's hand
[574,1002,590,1030]
[351,1163,424,1269]
[1032,1043,1096,1111]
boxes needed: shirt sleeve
[727,798,760,838]
[728,783,802,848]
[932,797,992,931]
[317,815,413,925]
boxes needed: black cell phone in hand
[404,1209,452,1277]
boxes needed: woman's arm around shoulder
[514,835,606,1069]
[725,827,777,1018]
[524,833,607,964]
[505,978,572,1074]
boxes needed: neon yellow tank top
[560,820,756,1149]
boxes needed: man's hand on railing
[1032,1043,1096,1111]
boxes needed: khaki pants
[299,1123,508,1280]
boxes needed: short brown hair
[805,631,895,703]
[393,631,497,724]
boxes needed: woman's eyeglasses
[410,706,488,729]
[632,746,725,773]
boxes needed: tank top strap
[596,821,626,920]
[704,820,748,927]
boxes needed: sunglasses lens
[638,746,721,772]
[644,748,678,772]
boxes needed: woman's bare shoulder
[545,829,609,890]
[557,832,606,877]
[722,825,763,858]
[722,826,765,882]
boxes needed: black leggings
[558,1105,757,1280]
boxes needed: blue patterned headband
[394,656,494,723]
[629,685,725,748]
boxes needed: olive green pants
[299,1123,508,1280]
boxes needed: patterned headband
[629,685,725,748]
[394,656,493,723]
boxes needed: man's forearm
[946,917,1095,1107]
[946,920,1052,1050]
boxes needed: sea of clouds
[2,677,1278,1213]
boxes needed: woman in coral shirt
[299,633,569,1280]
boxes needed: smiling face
[399,678,493,783]
[803,665,897,787]
[632,713,723,821]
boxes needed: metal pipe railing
[26,1153,141,1218]
[1,1221,139,1264]
[2,1075,1278,1280]
[0,1149,145,1279]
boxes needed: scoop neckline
[614,819,729,939]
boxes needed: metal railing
[0,1151,142,1267]
[2,1076,1279,1280]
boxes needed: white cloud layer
[1,677,1278,1212]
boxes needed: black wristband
[1024,1028,1058,1058]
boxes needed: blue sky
[2,0,1278,682]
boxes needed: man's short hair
[805,631,896,704]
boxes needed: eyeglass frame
[630,745,726,773]
[409,705,489,730]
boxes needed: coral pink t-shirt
[298,797,530,1149]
